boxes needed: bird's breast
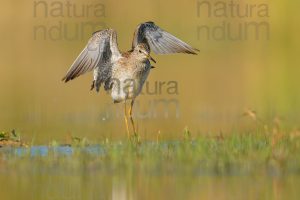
[110,60,151,102]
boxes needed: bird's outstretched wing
[132,22,199,55]
[62,29,121,83]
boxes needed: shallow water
[1,141,300,200]
[2,170,299,200]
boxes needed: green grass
[2,130,300,175]
[1,125,300,199]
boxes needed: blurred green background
[0,0,299,143]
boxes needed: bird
[62,21,198,138]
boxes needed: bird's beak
[147,54,156,63]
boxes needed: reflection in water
[1,143,300,200]
[112,178,127,200]
[1,166,300,200]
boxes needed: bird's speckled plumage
[62,21,198,136]
[110,45,152,103]
[62,22,198,102]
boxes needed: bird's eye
[139,50,142,53]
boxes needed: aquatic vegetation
[1,113,300,199]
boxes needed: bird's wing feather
[132,22,199,55]
[62,29,120,82]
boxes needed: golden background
[0,0,299,143]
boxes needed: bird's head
[134,44,156,63]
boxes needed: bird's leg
[124,101,130,139]
[129,99,137,135]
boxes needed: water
[1,141,300,200]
